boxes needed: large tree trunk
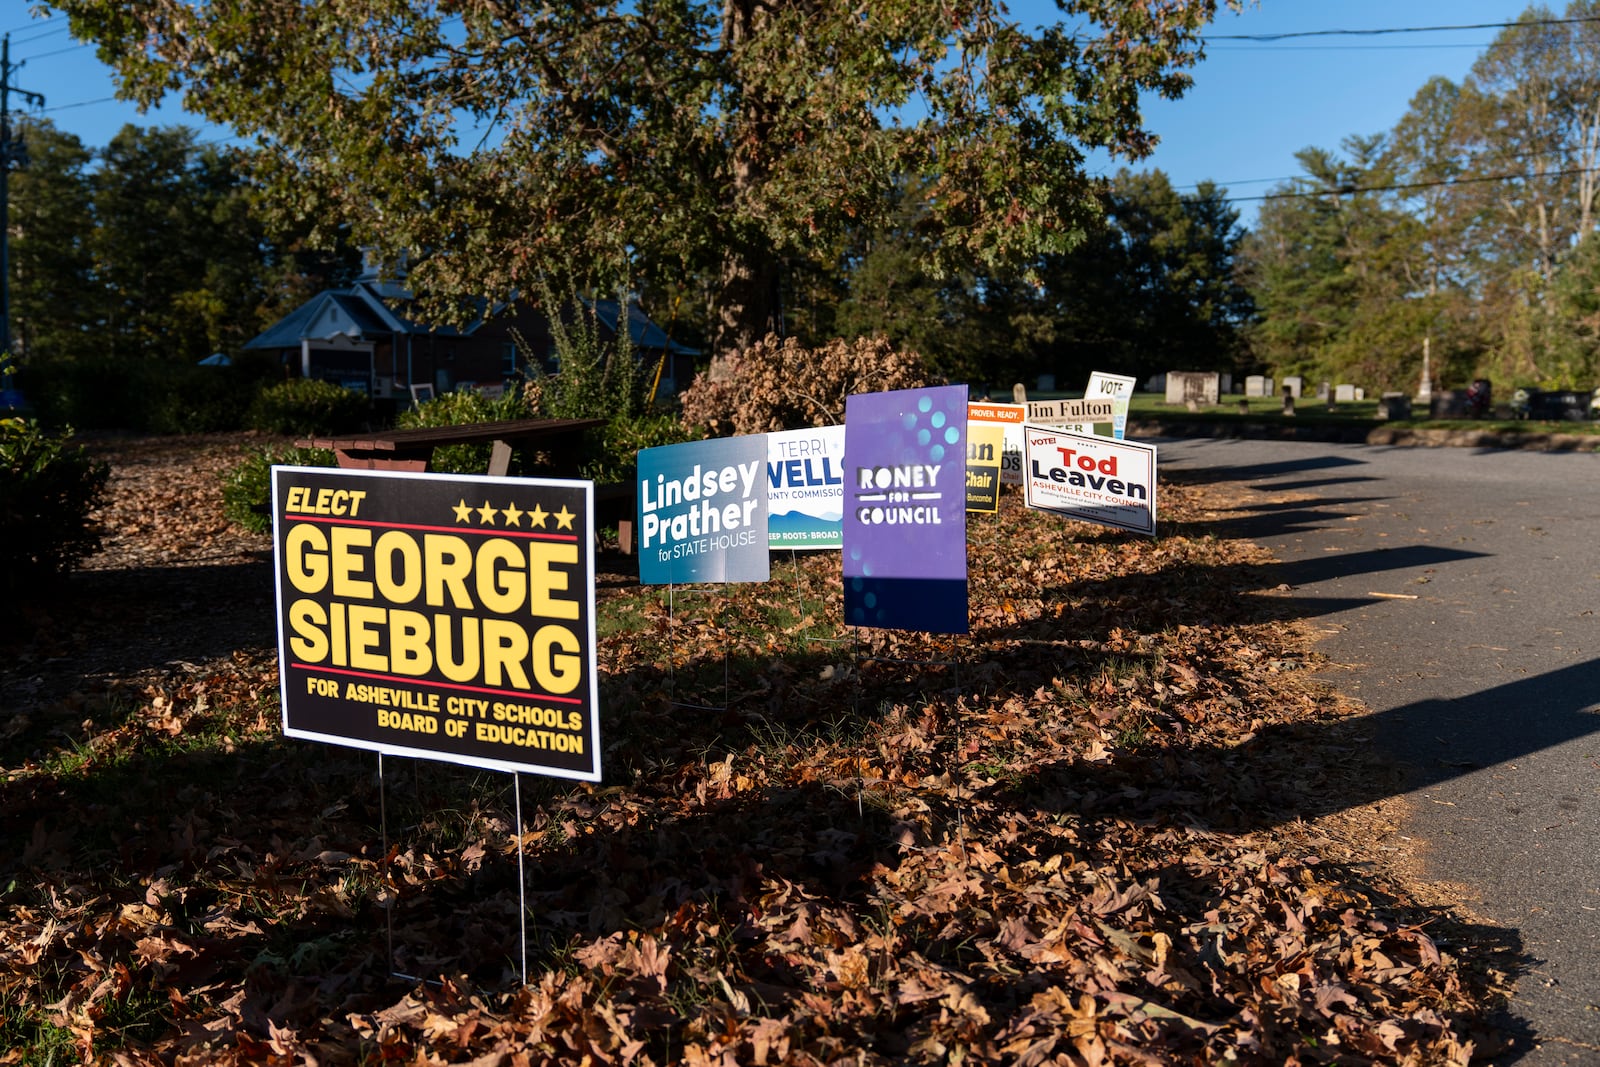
[710,246,781,360]
[708,0,783,361]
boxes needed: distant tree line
[1245,0,1600,394]
[8,119,358,369]
[7,113,1253,414]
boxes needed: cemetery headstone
[1245,375,1274,398]
[1430,390,1470,418]
[1378,392,1411,420]
[1165,371,1219,407]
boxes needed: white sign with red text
[1022,425,1157,536]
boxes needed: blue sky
[4,1,1544,227]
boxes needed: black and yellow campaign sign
[272,467,600,782]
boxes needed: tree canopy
[1245,0,1600,393]
[47,0,1235,358]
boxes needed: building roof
[246,278,697,356]
[590,299,699,357]
[245,290,395,350]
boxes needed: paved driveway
[1156,436,1600,1064]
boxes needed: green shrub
[586,413,704,483]
[221,445,337,533]
[0,417,110,591]
[519,284,645,423]
[246,379,370,436]
[16,355,280,434]
[144,362,265,434]
[395,388,536,473]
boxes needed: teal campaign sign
[637,436,770,584]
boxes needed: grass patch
[1122,390,1600,435]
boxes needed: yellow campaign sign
[273,466,600,781]
[964,422,1005,513]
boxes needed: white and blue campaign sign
[767,425,845,551]
[638,436,770,584]
[1086,371,1138,439]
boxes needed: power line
[4,23,68,47]
[18,43,91,63]
[38,96,115,113]
[1208,14,1600,41]
[1208,42,1494,52]
[1237,165,1598,204]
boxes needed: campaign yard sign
[638,436,769,584]
[843,385,969,633]
[1085,371,1138,440]
[967,401,1025,485]
[1025,396,1118,437]
[1023,425,1158,537]
[766,425,845,550]
[965,421,1005,512]
[273,467,601,781]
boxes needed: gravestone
[1282,375,1304,399]
[1334,384,1357,403]
[1355,387,1366,401]
[1245,374,1273,398]
[1378,392,1411,420]
[1430,390,1470,418]
[1165,371,1220,406]
[1527,390,1589,421]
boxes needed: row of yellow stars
[452,498,576,530]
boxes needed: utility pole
[2,33,47,360]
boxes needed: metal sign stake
[513,771,528,985]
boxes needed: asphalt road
[1155,436,1600,1064]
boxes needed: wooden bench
[298,417,638,552]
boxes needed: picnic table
[297,416,605,477]
[297,417,638,552]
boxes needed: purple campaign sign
[842,385,969,633]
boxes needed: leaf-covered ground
[0,434,1519,1065]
